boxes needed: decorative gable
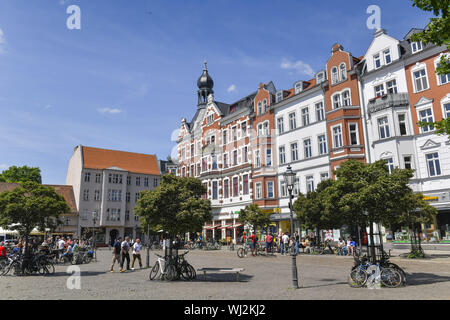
[420,139,441,150]
[379,151,393,159]
[414,96,434,108]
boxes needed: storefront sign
[423,196,439,201]
[262,208,281,214]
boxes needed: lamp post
[92,210,98,261]
[146,224,150,268]
[283,165,299,289]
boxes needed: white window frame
[306,176,314,193]
[331,124,343,148]
[332,93,342,109]
[342,90,351,106]
[316,71,325,84]
[254,150,261,168]
[383,49,392,65]
[320,172,329,181]
[339,63,347,81]
[257,101,262,115]
[301,107,310,126]
[435,54,450,86]
[411,64,429,93]
[411,41,423,54]
[223,178,230,199]
[290,142,299,162]
[426,152,441,177]
[374,84,385,97]
[348,122,359,145]
[277,117,284,134]
[331,67,338,85]
[266,181,274,198]
[276,91,283,103]
[289,112,297,130]
[304,138,312,159]
[403,155,414,170]
[318,134,327,155]
[279,146,286,165]
[242,146,248,163]
[417,106,434,133]
[315,102,325,121]
[386,79,398,94]
[266,148,272,167]
[294,81,303,94]
[377,116,391,139]
[442,95,450,119]
[222,130,228,145]
[263,99,268,113]
[374,53,382,69]
[255,182,262,199]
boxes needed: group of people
[110,236,143,273]
[337,237,356,256]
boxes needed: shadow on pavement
[46,271,109,277]
[188,273,254,283]
[406,273,450,286]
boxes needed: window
[383,49,391,65]
[181,148,185,159]
[413,69,429,92]
[332,126,343,148]
[190,165,194,177]
[136,177,140,186]
[108,173,122,184]
[255,150,261,167]
[211,155,218,170]
[263,122,269,136]
[207,114,214,125]
[385,158,394,174]
[279,146,286,165]
[398,114,408,136]
[386,80,398,94]
[349,123,358,145]
[374,54,381,69]
[316,72,325,84]
[223,130,228,145]
[223,179,229,198]
[315,102,324,121]
[212,181,218,199]
[242,146,248,163]
[277,117,284,134]
[255,183,262,199]
[320,172,329,181]
[233,177,239,197]
[82,209,88,221]
[295,82,303,94]
[190,144,194,157]
[289,112,297,130]
[403,156,412,170]
[94,190,100,201]
[293,178,300,196]
[257,123,263,136]
[95,173,101,183]
[276,91,283,103]
[243,175,249,195]
[197,141,202,155]
[83,189,89,201]
[437,61,450,85]
[445,103,450,118]
[411,41,422,54]
[144,177,149,187]
[301,107,309,126]
[84,172,90,182]
[318,135,327,154]
[306,176,314,193]
[202,158,207,172]
[257,102,262,115]
[233,150,238,166]
[127,176,131,185]
[181,167,186,177]
[125,211,130,221]
[339,63,347,81]
[135,192,140,202]
[153,178,158,187]
[378,117,390,139]
[280,181,287,197]
[232,126,237,141]
[342,90,351,106]
[267,181,274,198]
[419,108,434,132]
[427,153,441,177]
[304,139,312,158]
[241,122,247,136]
[291,143,298,161]
[196,163,201,176]
[375,84,385,97]
[126,192,130,203]
[333,94,341,109]
[263,99,268,113]
[266,149,272,166]
[331,67,338,85]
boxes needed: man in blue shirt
[110,237,122,272]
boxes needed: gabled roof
[403,28,425,41]
[81,146,160,175]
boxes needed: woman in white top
[131,238,143,270]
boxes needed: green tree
[330,160,414,262]
[412,0,450,137]
[238,204,271,235]
[0,166,42,184]
[0,182,70,259]
[134,174,211,255]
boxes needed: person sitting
[61,243,74,261]
[337,237,347,256]
[347,237,355,256]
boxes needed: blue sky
[0,0,433,184]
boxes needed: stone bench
[197,267,245,282]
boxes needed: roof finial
[204,59,208,71]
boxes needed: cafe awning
[204,224,221,229]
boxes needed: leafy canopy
[133,174,211,236]
[238,204,271,233]
[0,182,70,236]
[0,166,42,184]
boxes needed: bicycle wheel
[45,261,55,275]
[387,263,407,286]
[0,260,7,276]
[237,248,245,258]
[180,264,192,281]
[149,263,160,280]
[187,264,196,280]
[380,268,402,288]
[83,255,92,264]
[348,268,368,288]
[164,264,177,281]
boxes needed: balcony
[368,92,409,115]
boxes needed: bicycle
[237,243,249,258]
[149,253,177,281]
[348,255,403,288]
[174,251,196,280]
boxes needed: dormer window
[383,49,392,65]
[411,41,423,54]
[206,114,214,125]
[276,91,283,103]
[294,81,303,94]
[316,71,325,84]
[374,54,381,69]
[331,67,338,85]
[339,63,347,81]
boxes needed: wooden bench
[197,267,245,282]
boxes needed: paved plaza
[1,248,450,300]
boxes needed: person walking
[282,232,290,255]
[265,232,273,253]
[294,232,300,254]
[110,237,122,272]
[120,236,131,272]
[131,238,143,270]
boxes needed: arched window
[333,94,341,109]
[263,99,268,113]
[257,102,262,115]
[331,67,338,85]
[340,63,347,81]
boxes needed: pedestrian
[265,232,273,253]
[131,238,143,270]
[110,237,122,272]
[347,237,354,256]
[294,232,300,254]
[0,242,6,259]
[120,236,131,272]
[282,232,289,255]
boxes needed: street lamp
[283,165,299,289]
[92,210,98,261]
[146,224,150,268]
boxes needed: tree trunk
[409,225,416,253]
[378,223,384,255]
[369,222,376,263]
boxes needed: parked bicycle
[149,251,196,281]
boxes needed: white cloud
[281,58,315,77]
[0,28,6,54]
[227,84,237,93]
[0,164,8,171]
[97,107,123,115]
